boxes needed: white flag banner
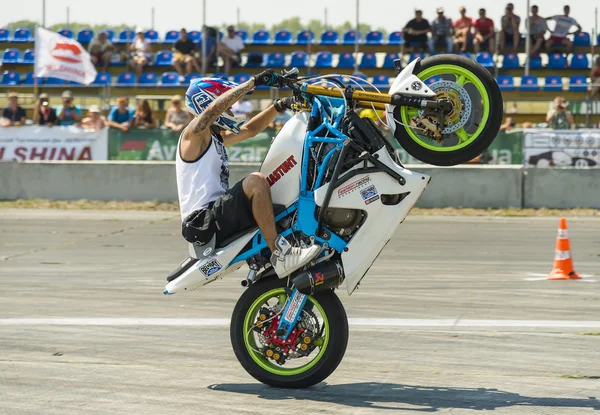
[34,27,97,85]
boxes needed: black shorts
[212,179,256,246]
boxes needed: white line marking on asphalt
[0,318,599,328]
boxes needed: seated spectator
[454,6,473,53]
[128,28,153,78]
[107,97,134,133]
[197,25,218,69]
[499,3,521,54]
[81,105,106,130]
[546,96,574,130]
[590,57,600,98]
[428,7,453,54]
[403,10,430,52]
[218,25,245,74]
[164,95,192,132]
[545,5,581,56]
[173,28,200,79]
[473,8,495,53]
[33,93,57,126]
[132,99,157,128]
[0,91,26,127]
[88,31,114,72]
[232,97,253,120]
[526,5,547,58]
[56,90,82,126]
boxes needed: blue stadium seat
[568,75,588,92]
[502,53,519,69]
[0,28,9,42]
[102,29,115,41]
[116,72,136,86]
[273,30,292,44]
[252,30,271,44]
[164,30,179,44]
[1,71,20,85]
[58,28,74,38]
[527,56,542,69]
[296,30,314,45]
[314,51,333,68]
[213,72,228,80]
[266,52,285,67]
[92,72,112,86]
[139,72,158,85]
[234,73,251,84]
[457,51,472,59]
[570,53,589,69]
[547,53,566,69]
[372,74,390,90]
[45,77,66,85]
[382,52,400,69]
[185,72,202,83]
[543,75,563,91]
[337,52,355,68]
[519,75,539,91]
[2,49,20,64]
[145,30,160,43]
[319,30,339,45]
[154,50,173,66]
[115,29,135,44]
[77,29,94,43]
[22,72,39,85]
[188,30,201,42]
[388,31,404,45]
[12,28,32,42]
[365,31,383,45]
[359,52,377,68]
[349,72,368,88]
[161,71,180,86]
[245,52,264,67]
[21,49,34,64]
[475,52,494,68]
[424,76,441,86]
[496,75,515,91]
[597,34,600,46]
[573,32,591,46]
[342,30,360,45]
[290,51,308,68]
[409,52,426,62]
[235,30,248,43]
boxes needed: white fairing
[314,147,430,294]
[259,112,308,207]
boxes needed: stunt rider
[177,69,320,277]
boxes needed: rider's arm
[222,105,279,146]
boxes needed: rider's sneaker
[270,236,320,278]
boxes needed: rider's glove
[253,69,281,87]
[273,96,297,113]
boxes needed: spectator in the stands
[546,96,574,130]
[429,8,453,54]
[128,28,153,78]
[499,3,521,54]
[232,97,253,120]
[219,25,245,74]
[81,105,106,130]
[88,31,114,72]
[56,90,82,126]
[0,91,26,127]
[526,5,547,58]
[132,99,157,129]
[589,57,600,98]
[107,97,135,133]
[403,10,430,52]
[33,93,57,126]
[173,28,200,80]
[473,8,495,53]
[164,95,192,132]
[453,6,473,53]
[545,5,581,56]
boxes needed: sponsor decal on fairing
[360,185,380,205]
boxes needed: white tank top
[176,130,229,220]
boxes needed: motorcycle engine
[323,208,362,236]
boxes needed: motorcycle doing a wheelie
[164,55,503,388]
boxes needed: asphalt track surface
[1,209,599,414]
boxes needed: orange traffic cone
[548,217,580,280]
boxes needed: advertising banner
[523,129,600,168]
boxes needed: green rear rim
[243,287,330,376]
[400,64,491,152]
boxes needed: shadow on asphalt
[208,382,600,412]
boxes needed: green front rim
[400,64,491,152]
[243,287,330,376]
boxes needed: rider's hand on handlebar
[253,69,281,87]
[274,96,299,113]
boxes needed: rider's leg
[242,173,278,251]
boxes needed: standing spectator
[428,7,453,54]
[0,91,26,127]
[589,57,600,99]
[33,93,57,126]
[403,10,431,52]
[56,90,82,126]
[128,28,153,78]
[173,28,200,80]
[546,96,574,129]
[164,95,192,132]
[499,3,521,54]
[81,105,106,130]
[454,6,473,53]
[473,8,495,53]
[88,31,114,72]
[526,5,547,58]
[107,97,134,133]
[232,97,253,120]
[218,25,245,75]
[132,99,157,129]
[545,5,581,56]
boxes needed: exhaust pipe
[292,261,344,295]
